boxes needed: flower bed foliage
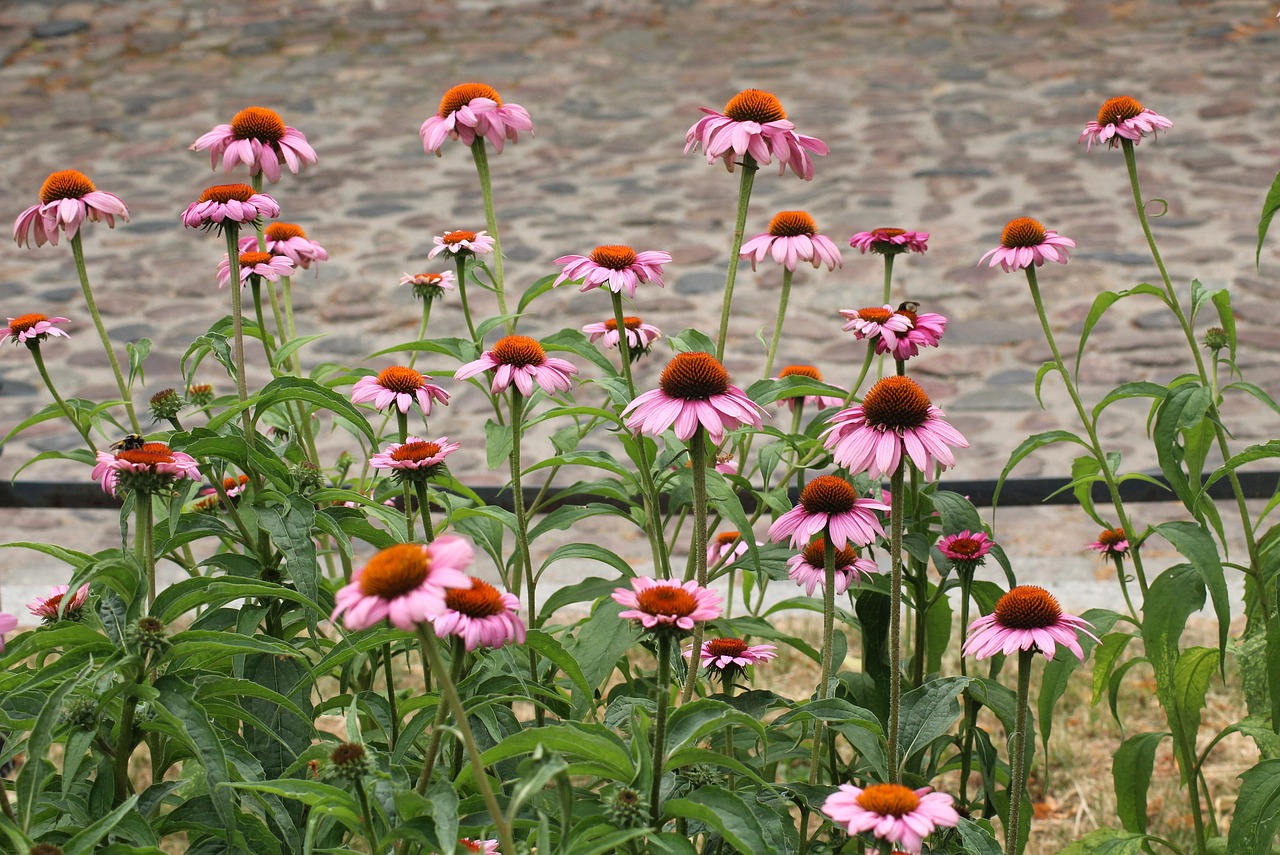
[0,84,1277,855]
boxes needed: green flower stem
[415,625,516,855]
[714,156,759,363]
[470,140,512,336]
[282,275,299,342]
[887,462,906,783]
[909,466,927,687]
[266,277,291,369]
[249,278,276,366]
[352,776,380,854]
[29,343,97,453]
[380,641,402,751]
[651,633,673,826]
[453,256,480,344]
[881,253,896,305]
[396,411,414,533]
[957,567,978,806]
[409,298,434,370]
[1024,265,1148,598]
[0,777,14,825]
[1112,553,1139,624]
[680,428,709,704]
[509,391,536,612]
[762,267,795,380]
[136,495,156,610]
[112,681,139,802]
[809,532,838,785]
[416,636,466,795]
[609,291,637,398]
[414,481,435,542]
[1007,648,1035,855]
[841,340,877,407]
[69,233,140,433]
[223,226,256,451]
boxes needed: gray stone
[950,389,1038,411]
[33,20,89,38]
[674,272,723,296]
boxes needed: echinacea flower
[182,184,280,233]
[14,169,129,248]
[401,271,455,301]
[0,612,17,653]
[1088,527,1129,557]
[582,316,662,358]
[433,576,525,651]
[937,530,993,569]
[2,313,69,346]
[370,436,460,481]
[437,840,499,855]
[223,474,251,498]
[740,211,841,271]
[849,227,929,256]
[612,577,722,633]
[428,228,495,259]
[241,222,329,269]
[351,366,450,415]
[707,530,749,566]
[191,106,318,183]
[622,351,766,443]
[963,584,1097,662]
[839,305,913,353]
[687,637,778,681]
[684,88,829,180]
[28,584,90,622]
[217,250,295,288]
[822,376,968,480]
[822,783,960,853]
[332,538,474,632]
[786,537,881,596]
[880,303,947,361]
[979,217,1075,272]
[455,335,577,397]
[420,82,533,155]
[1079,96,1172,151]
[91,442,202,496]
[775,365,844,411]
[553,245,672,298]
[768,475,888,550]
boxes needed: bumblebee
[110,434,145,452]
[897,301,921,314]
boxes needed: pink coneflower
[775,365,844,411]
[182,184,280,232]
[1080,96,1172,151]
[455,840,500,855]
[351,366,450,415]
[880,303,947,361]
[822,376,968,480]
[849,227,929,256]
[454,335,577,397]
[420,82,533,155]
[191,106,317,183]
[963,585,1097,662]
[768,475,888,550]
[217,250,295,288]
[91,442,202,496]
[822,783,960,853]
[400,271,455,301]
[0,613,17,653]
[715,453,738,475]
[370,436,460,480]
[553,245,672,298]
[14,169,129,248]
[223,474,250,498]
[241,222,330,269]
[1088,527,1129,557]
[979,217,1075,272]
[622,351,766,443]
[687,637,778,681]
[28,584,90,621]
[332,538,474,632]
[582,316,662,357]
[786,537,881,596]
[428,229,496,260]
[839,305,914,353]
[937,530,993,569]
[612,577,722,633]
[707,530,749,566]
[740,211,841,271]
[2,313,69,346]
[433,576,525,651]
[684,88,829,180]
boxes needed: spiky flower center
[8,313,49,335]
[439,83,503,116]
[136,616,165,634]
[1097,527,1126,546]
[443,229,478,244]
[358,544,430,599]
[994,585,1063,629]
[705,637,748,658]
[713,531,740,548]
[723,89,786,123]
[230,106,286,142]
[1001,217,1048,248]
[779,365,822,381]
[391,440,443,463]
[199,184,256,204]
[855,783,921,817]
[39,169,95,204]
[800,537,859,567]
[871,228,907,240]
[589,245,638,270]
[445,577,506,618]
[799,475,857,516]
[854,307,892,324]
[767,211,817,237]
[266,222,306,240]
[862,376,932,430]
[117,442,176,467]
[604,316,644,332]
[1097,96,1144,126]
[239,251,273,267]
[375,365,426,393]
[946,537,984,558]
[330,742,366,766]
[43,592,66,610]
[29,843,65,855]
[636,585,698,618]
[491,335,547,368]
[223,475,249,491]
[659,352,730,400]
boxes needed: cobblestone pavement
[0,0,1275,610]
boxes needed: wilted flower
[401,271,455,301]
[1088,527,1129,557]
[28,584,90,622]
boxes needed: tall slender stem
[396,411,413,534]
[29,344,97,452]
[762,267,794,380]
[136,496,155,609]
[651,633,673,826]
[453,256,480,344]
[249,278,275,366]
[382,649,401,751]
[880,254,896,305]
[509,391,536,616]
[609,291,637,399]
[887,463,905,783]
[69,233,140,432]
[352,777,380,854]
[416,636,465,794]
[223,225,256,451]
[414,481,435,542]
[409,298,434,370]
[1007,648,1034,855]
[841,341,877,407]
[957,567,977,806]
[470,140,512,335]
[809,532,837,785]
[680,428,709,703]
[714,157,758,362]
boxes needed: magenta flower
[2,313,69,346]
[182,184,280,232]
[428,229,496,260]
[14,169,129,248]
[822,783,960,852]
[622,352,766,443]
[775,365,844,411]
[768,475,888,550]
[420,83,533,155]
[849,227,929,256]
[91,442,202,496]
[880,304,947,361]
[1088,527,1130,557]
[0,612,17,652]
[351,366,450,415]
[840,305,914,353]
[191,106,317,183]
[979,217,1075,272]
[400,271,456,301]
[455,335,577,397]
[686,637,778,681]
[217,250,295,288]
[822,376,968,480]
[553,245,672,298]
[1080,96,1172,151]
[786,537,881,596]
[740,211,842,271]
[450,840,499,855]
[938,530,993,568]
[28,584,90,621]
[250,222,330,269]
[963,585,1097,662]
[707,530,749,567]
[684,88,829,180]
[612,577,722,633]
[582,316,662,355]
[432,576,525,651]
[332,538,474,632]
[370,436,460,479]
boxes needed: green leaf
[253,376,377,446]
[538,574,626,623]
[1060,828,1150,854]
[1210,286,1237,363]
[222,780,362,829]
[663,699,766,760]
[1112,732,1167,833]
[663,787,769,855]
[523,629,593,712]
[1228,758,1280,854]
[567,599,641,692]
[126,338,152,388]
[61,795,140,855]
[1257,168,1280,266]
[668,328,716,356]
[897,676,971,770]
[541,327,618,376]
[1155,520,1229,667]
[743,376,847,407]
[1039,608,1118,752]
[467,723,634,782]
[954,817,1004,855]
[154,675,236,834]
[17,660,90,830]
[993,431,1088,510]
[242,653,314,783]
[1091,381,1169,423]
[1075,288,1168,381]
[270,334,326,369]
[0,541,94,569]
[1092,632,1137,705]
[484,419,514,470]
[1172,646,1218,754]
[517,273,559,313]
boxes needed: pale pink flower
[786,537,881,596]
[1088,527,1129,557]
[775,365,844,411]
[217,250,295,288]
[822,376,968,480]
[963,585,1097,662]
[622,351,766,443]
[612,577,722,633]
[822,783,960,853]
[582,316,662,355]
[740,211,841,271]
[428,229,496,259]
[686,637,778,680]
[191,106,317,183]
[768,475,887,550]
[0,613,16,652]
[938,530,993,568]
[28,584,90,621]
[2,313,69,346]
[553,245,672,298]
[881,305,947,361]
[840,305,913,353]
[849,227,929,256]
[332,538,474,632]
[684,88,829,180]
[351,366,450,415]
[454,335,577,397]
[400,271,455,301]
[979,217,1075,272]
[91,442,202,496]
[14,169,129,248]
[420,83,533,155]
[237,223,329,269]
[370,436,460,477]
[182,184,280,232]
[433,576,525,651]
[707,530,749,567]
[1080,96,1172,151]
